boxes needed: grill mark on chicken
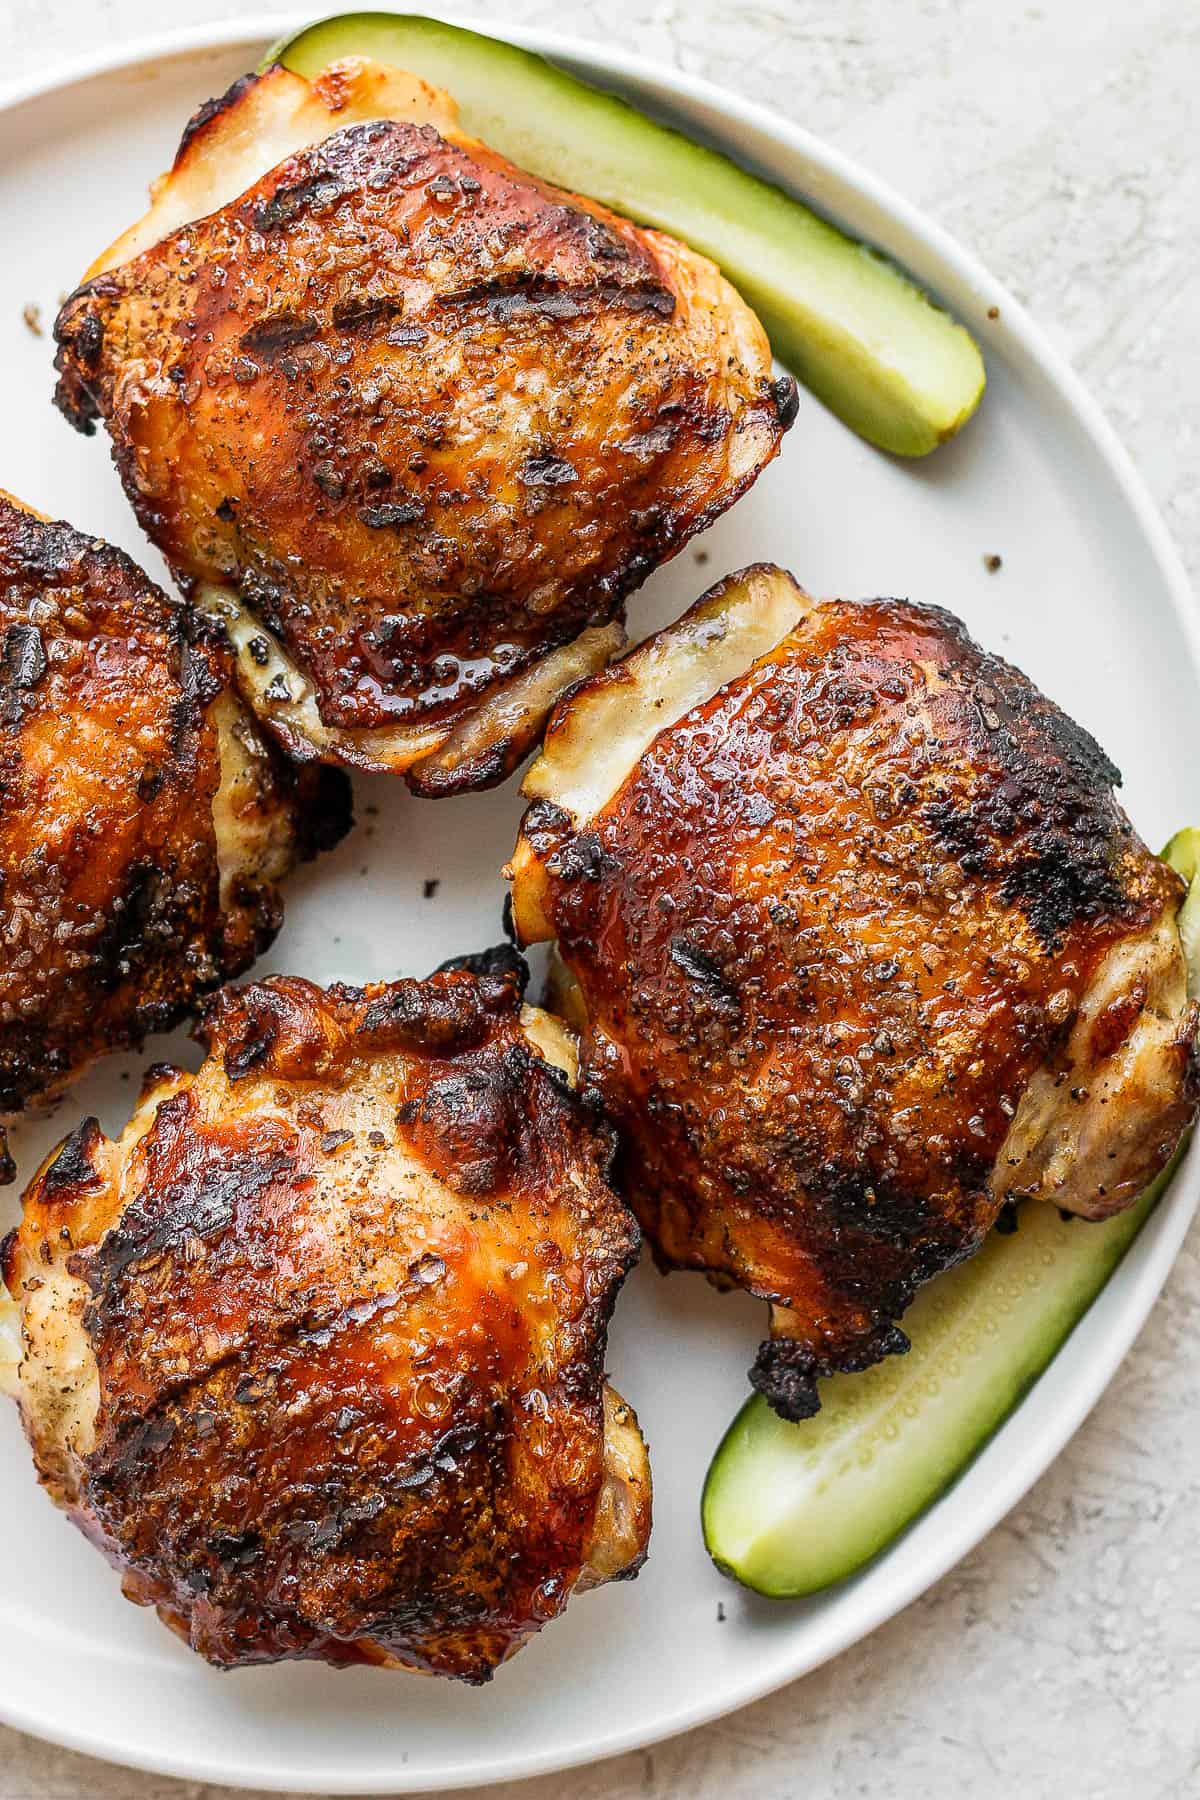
[668,937,742,1018]
[330,293,404,333]
[40,1119,105,1200]
[85,1099,297,1292]
[252,169,356,232]
[3,623,47,689]
[239,311,322,358]
[443,940,520,975]
[918,632,1132,951]
[437,272,677,321]
[175,69,259,161]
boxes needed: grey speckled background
[1,0,1198,1795]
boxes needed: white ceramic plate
[0,14,1196,1794]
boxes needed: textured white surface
[1,0,1198,1796]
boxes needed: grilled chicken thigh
[54,55,795,794]
[509,565,1198,1419]
[0,493,349,1178]
[1,953,648,1679]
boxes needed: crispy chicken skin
[53,57,795,794]
[509,566,1198,1419]
[0,493,350,1177]
[2,953,648,1680]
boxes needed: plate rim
[0,12,1197,1793]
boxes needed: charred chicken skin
[0,492,350,1178]
[510,565,1198,1420]
[2,953,648,1680]
[53,56,795,794]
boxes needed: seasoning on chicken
[1,952,649,1679]
[509,564,1198,1419]
[53,55,796,795]
[0,492,350,1180]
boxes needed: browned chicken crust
[54,68,794,793]
[514,578,1198,1418]
[0,496,350,1175]
[3,954,647,1680]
